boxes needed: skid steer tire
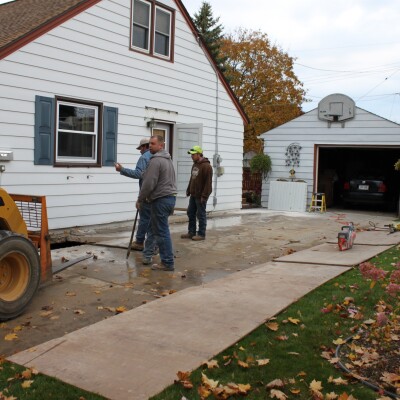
[0,230,41,321]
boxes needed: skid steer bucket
[9,194,52,282]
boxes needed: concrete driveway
[1,208,397,357]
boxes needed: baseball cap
[136,138,150,150]
[187,145,203,154]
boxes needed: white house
[260,93,400,212]
[0,0,247,229]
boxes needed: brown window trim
[130,0,175,63]
[54,96,103,168]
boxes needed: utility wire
[357,69,400,101]
[294,61,400,74]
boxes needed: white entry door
[174,123,203,209]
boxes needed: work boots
[131,242,144,251]
[192,235,205,241]
[181,233,194,239]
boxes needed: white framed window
[131,0,174,61]
[152,122,172,156]
[132,0,151,53]
[154,6,171,58]
[56,100,99,165]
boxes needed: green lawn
[0,358,106,399]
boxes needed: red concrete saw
[337,222,356,251]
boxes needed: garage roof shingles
[0,0,88,50]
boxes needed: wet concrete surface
[1,208,397,357]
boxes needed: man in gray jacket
[138,135,177,271]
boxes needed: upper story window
[56,100,100,165]
[131,0,174,61]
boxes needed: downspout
[212,66,219,209]
[197,37,220,209]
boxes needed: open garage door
[316,146,400,211]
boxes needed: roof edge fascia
[174,0,249,125]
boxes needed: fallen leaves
[175,370,193,389]
[202,360,219,369]
[4,333,18,341]
[265,321,279,331]
[309,379,323,398]
[21,379,34,388]
[270,389,287,399]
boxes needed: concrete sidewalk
[9,230,399,400]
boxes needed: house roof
[0,0,248,124]
[0,0,101,57]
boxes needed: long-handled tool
[126,209,139,259]
[368,221,400,234]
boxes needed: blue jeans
[135,201,151,244]
[187,196,207,237]
[143,195,176,268]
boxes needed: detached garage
[260,94,400,212]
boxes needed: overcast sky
[2,0,400,123]
[183,0,400,123]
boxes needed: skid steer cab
[0,188,52,321]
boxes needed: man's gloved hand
[136,200,141,210]
[201,197,207,205]
[186,191,190,197]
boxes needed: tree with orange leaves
[220,28,307,153]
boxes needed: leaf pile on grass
[151,247,400,400]
[335,260,400,397]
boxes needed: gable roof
[0,0,101,58]
[0,0,248,124]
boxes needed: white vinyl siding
[0,0,244,229]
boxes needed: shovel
[126,209,139,259]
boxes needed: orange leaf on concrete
[4,333,18,341]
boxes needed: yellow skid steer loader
[0,188,52,320]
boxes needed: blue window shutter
[102,106,118,166]
[34,96,55,165]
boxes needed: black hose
[335,334,400,399]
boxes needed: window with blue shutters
[34,96,118,167]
